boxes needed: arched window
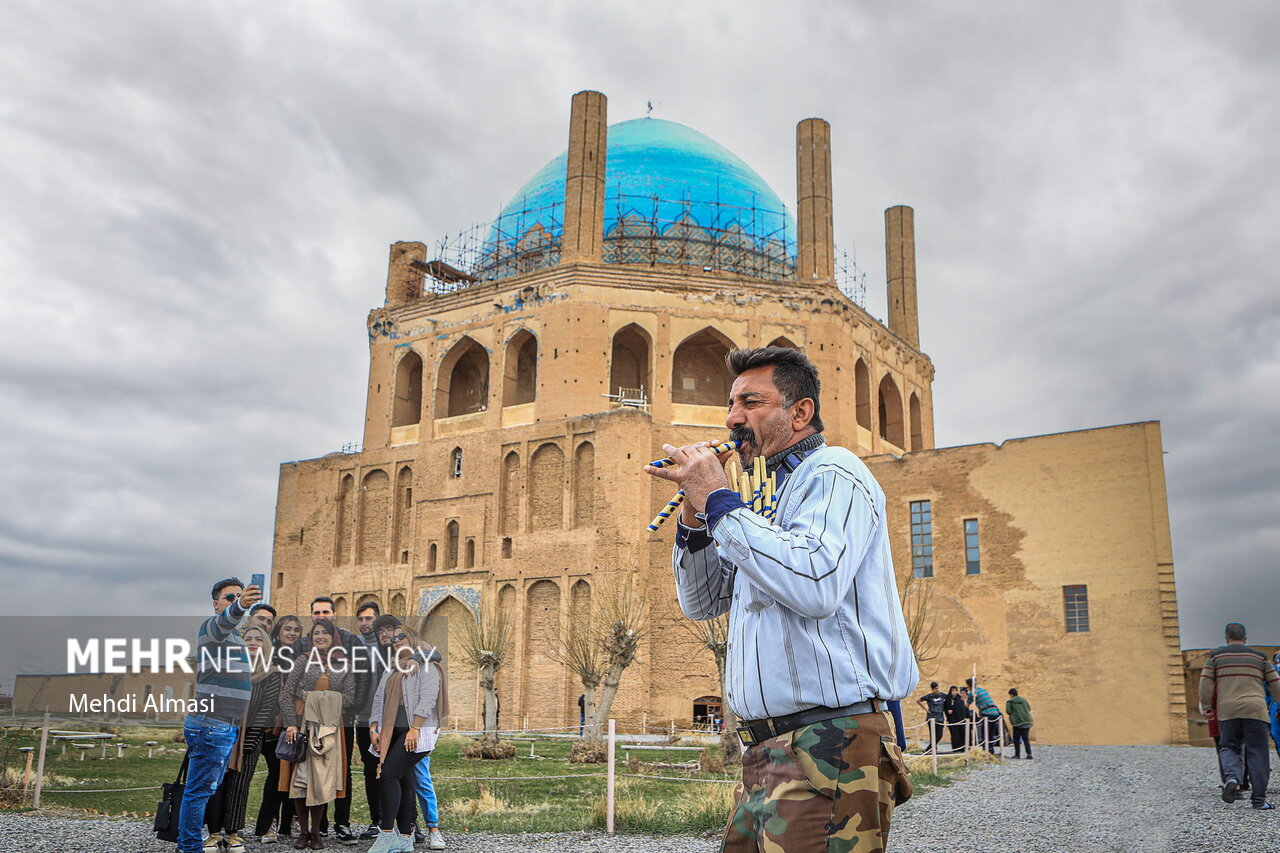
[610,324,652,403]
[570,579,591,625]
[672,328,733,406]
[503,330,538,406]
[573,442,595,528]
[358,469,390,565]
[390,592,407,619]
[335,474,355,566]
[464,538,476,568]
[909,392,923,451]
[854,358,871,430]
[445,521,459,570]
[428,543,438,573]
[529,443,564,530]
[334,596,349,628]
[500,451,522,534]
[450,447,463,478]
[878,374,905,448]
[392,350,423,427]
[436,336,490,417]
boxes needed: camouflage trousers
[721,711,912,853]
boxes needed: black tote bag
[153,752,189,842]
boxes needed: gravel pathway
[1,745,1273,852]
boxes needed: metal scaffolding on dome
[418,195,868,310]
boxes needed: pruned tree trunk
[712,647,741,765]
[479,662,498,747]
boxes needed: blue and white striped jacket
[673,443,918,721]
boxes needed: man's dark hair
[356,601,381,617]
[311,596,335,609]
[726,347,824,432]
[211,577,244,600]
[965,677,974,687]
[930,681,939,689]
[250,603,277,618]
[1225,622,1247,642]
[372,614,402,634]
[1008,688,1018,697]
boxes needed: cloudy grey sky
[2,1,1276,689]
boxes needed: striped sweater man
[1199,640,1280,724]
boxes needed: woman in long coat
[280,619,355,850]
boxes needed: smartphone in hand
[251,573,267,604]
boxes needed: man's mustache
[729,426,756,447]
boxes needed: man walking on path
[1006,688,1033,759]
[1199,622,1280,809]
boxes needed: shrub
[460,738,516,760]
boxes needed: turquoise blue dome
[479,118,795,280]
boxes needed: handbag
[153,752,188,842]
[275,728,308,763]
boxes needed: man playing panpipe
[645,346,918,853]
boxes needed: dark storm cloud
[1,1,1276,689]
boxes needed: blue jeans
[412,753,438,828]
[179,715,239,853]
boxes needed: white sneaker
[397,830,418,852]
[203,834,223,853]
[428,827,446,850]
[367,830,402,853]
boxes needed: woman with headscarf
[255,614,303,843]
[280,619,355,850]
[366,625,443,853]
[203,624,281,853]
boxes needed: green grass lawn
[0,723,964,835]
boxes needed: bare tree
[676,612,741,765]
[452,611,511,749]
[550,577,652,748]
[900,569,948,672]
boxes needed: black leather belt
[737,699,881,747]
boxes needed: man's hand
[240,585,263,608]
[643,442,732,513]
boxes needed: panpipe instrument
[645,439,780,533]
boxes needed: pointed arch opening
[464,538,476,569]
[672,327,733,406]
[358,469,390,565]
[420,596,478,728]
[392,350,423,427]
[573,442,595,528]
[436,336,490,417]
[389,592,406,619]
[523,580,562,727]
[335,474,355,567]
[500,451,522,535]
[878,374,905,448]
[610,323,652,406]
[767,335,802,351]
[503,330,538,406]
[909,392,923,451]
[529,443,565,531]
[393,465,413,563]
[445,520,460,570]
[854,358,871,430]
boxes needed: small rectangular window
[910,500,933,578]
[276,572,284,590]
[404,487,412,509]
[502,537,513,558]
[964,518,980,575]
[1063,585,1090,632]
[400,550,410,564]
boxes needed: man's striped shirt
[1199,643,1280,723]
[672,441,919,721]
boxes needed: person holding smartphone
[177,577,262,853]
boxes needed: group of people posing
[917,679,1035,758]
[178,578,449,853]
